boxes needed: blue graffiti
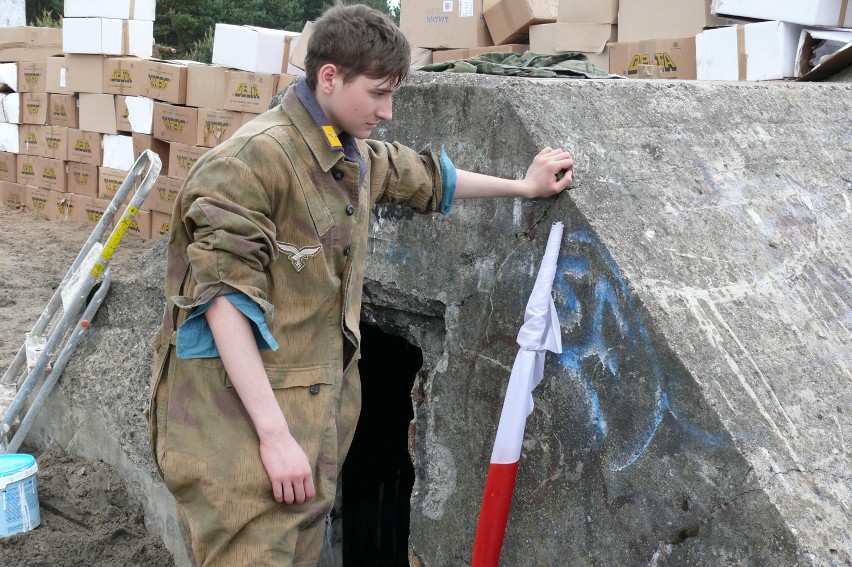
[554,229,724,471]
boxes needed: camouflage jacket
[154,83,447,372]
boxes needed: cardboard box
[527,23,613,71]
[17,154,38,186]
[0,123,19,153]
[18,124,40,156]
[116,95,153,134]
[98,166,135,203]
[67,129,104,166]
[148,175,183,214]
[116,96,131,132]
[66,161,99,198]
[0,93,22,124]
[69,193,92,225]
[185,62,228,109]
[696,21,802,81]
[168,142,208,179]
[48,190,74,221]
[0,27,63,62]
[38,157,66,192]
[797,29,852,81]
[288,21,314,71]
[78,93,117,134]
[0,63,17,92]
[150,209,172,239]
[1,181,27,208]
[21,93,47,125]
[17,62,46,93]
[0,152,16,182]
[45,56,74,95]
[212,24,300,74]
[65,54,105,94]
[530,23,616,54]
[558,0,618,23]
[81,197,112,228]
[197,108,242,148]
[411,47,434,67]
[118,204,152,238]
[39,125,68,160]
[431,43,528,63]
[222,71,280,114]
[483,0,557,45]
[610,36,697,79]
[618,0,747,42]
[713,0,852,28]
[63,18,155,58]
[47,94,78,128]
[64,0,157,21]
[132,133,170,172]
[152,102,198,145]
[144,60,188,104]
[400,0,494,48]
[25,185,50,217]
[103,56,145,96]
[103,134,135,170]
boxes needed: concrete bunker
[9,73,851,566]
[342,322,421,566]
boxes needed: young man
[149,4,574,566]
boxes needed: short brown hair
[304,3,410,91]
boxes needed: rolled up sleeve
[176,293,279,359]
[171,155,279,319]
[366,140,452,214]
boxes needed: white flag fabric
[491,222,563,464]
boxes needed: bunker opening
[342,322,422,566]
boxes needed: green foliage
[185,27,215,63]
[26,0,63,26]
[28,10,62,28]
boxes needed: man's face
[324,74,397,139]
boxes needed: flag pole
[471,222,564,567]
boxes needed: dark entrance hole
[342,323,422,566]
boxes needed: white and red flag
[471,221,564,567]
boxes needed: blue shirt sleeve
[176,293,279,359]
[439,145,457,215]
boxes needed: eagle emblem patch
[277,242,322,272]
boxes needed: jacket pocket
[147,329,175,479]
[227,364,338,464]
[224,364,335,390]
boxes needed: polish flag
[471,222,564,567]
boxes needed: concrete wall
[27,74,851,566]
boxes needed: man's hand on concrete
[521,147,574,198]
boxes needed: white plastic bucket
[0,453,40,537]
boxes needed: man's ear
[317,63,338,95]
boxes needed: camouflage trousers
[149,336,361,567]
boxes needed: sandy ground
[0,205,174,566]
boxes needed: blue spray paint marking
[554,229,724,470]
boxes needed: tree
[25,0,63,25]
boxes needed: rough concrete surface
[15,73,851,566]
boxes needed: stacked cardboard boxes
[530,0,618,71]
[1,7,302,240]
[701,0,852,80]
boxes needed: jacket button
[345,204,354,216]
[332,169,344,180]
[309,384,320,395]
[343,245,350,257]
